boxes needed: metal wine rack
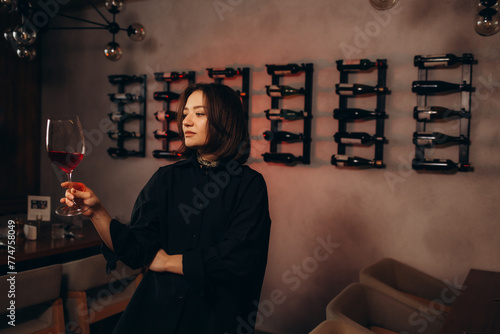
[206,67,250,121]
[332,59,389,168]
[412,53,475,172]
[107,74,147,158]
[262,63,313,165]
[152,71,196,159]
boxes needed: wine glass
[46,115,86,216]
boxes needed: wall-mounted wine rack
[207,67,250,121]
[152,71,196,159]
[331,59,389,168]
[411,53,475,172]
[262,63,313,165]
[107,74,146,158]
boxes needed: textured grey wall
[40,0,500,332]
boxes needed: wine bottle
[333,108,386,120]
[263,131,303,143]
[414,54,464,69]
[411,80,472,95]
[262,153,301,164]
[266,85,305,98]
[331,155,383,167]
[334,132,385,145]
[107,130,140,140]
[107,147,143,158]
[153,150,182,159]
[154,91,181,101]
[108,74,143,85]
[336,59,380,71]
[154,130,179,140]
[108,93,141,103]
[264,109,304,121]
[155,111,177,122]
[154,72,183,82]
[207,68,240,79]
[107,147,129,158]
[335,83,388,96]
[412,132,468,147]
[413,106,470,121]
[266,63,303,75]
[412,159,459,171]
[108,112,142,123]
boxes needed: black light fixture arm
[50,13,109,29]
[88,0,112,25]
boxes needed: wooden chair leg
[66,291,91,334]
[34,298,66,334]
[64,273,143,333]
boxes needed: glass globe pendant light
[369,0,399,10]
[2,3,39,60]
[12,24,37,46]
[127,23,146,41]
[3,28,15,43]
[104,41,122,61]
[0,0,18,13]
[16,45,36,61]
[105,0,123,13]
[475,0,500,36]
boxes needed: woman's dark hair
[176,83,250,164]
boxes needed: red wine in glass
[46,116,86,216]
[47,151,84,174]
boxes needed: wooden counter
[1,220,102,272]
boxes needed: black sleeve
[102,170,162,273]
[182,172,271,293]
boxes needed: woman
[61,83,272,333]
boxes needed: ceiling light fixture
[1,0,146,61]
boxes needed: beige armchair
[359,258,454,316]
[61,254,143,334]
[0,264,65,334]
[326,283,444,334]
[309,319,372,334]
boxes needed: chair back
[0,264,62,312]
[0,264,64,334]
[360,258,453,313]
[327,283,444,334]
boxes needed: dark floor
[87,314,275,334]
[88,313,122,334]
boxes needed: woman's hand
[149,249,169,272]
[60,182,102,218]
[61,182,114,251]
[149,249,184,275]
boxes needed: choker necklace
[197,152,219,169]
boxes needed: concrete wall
[39,0,500,332]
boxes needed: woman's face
[182,90,209,150]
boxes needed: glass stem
[67,171,77,207]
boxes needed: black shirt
[102,157,272,333]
